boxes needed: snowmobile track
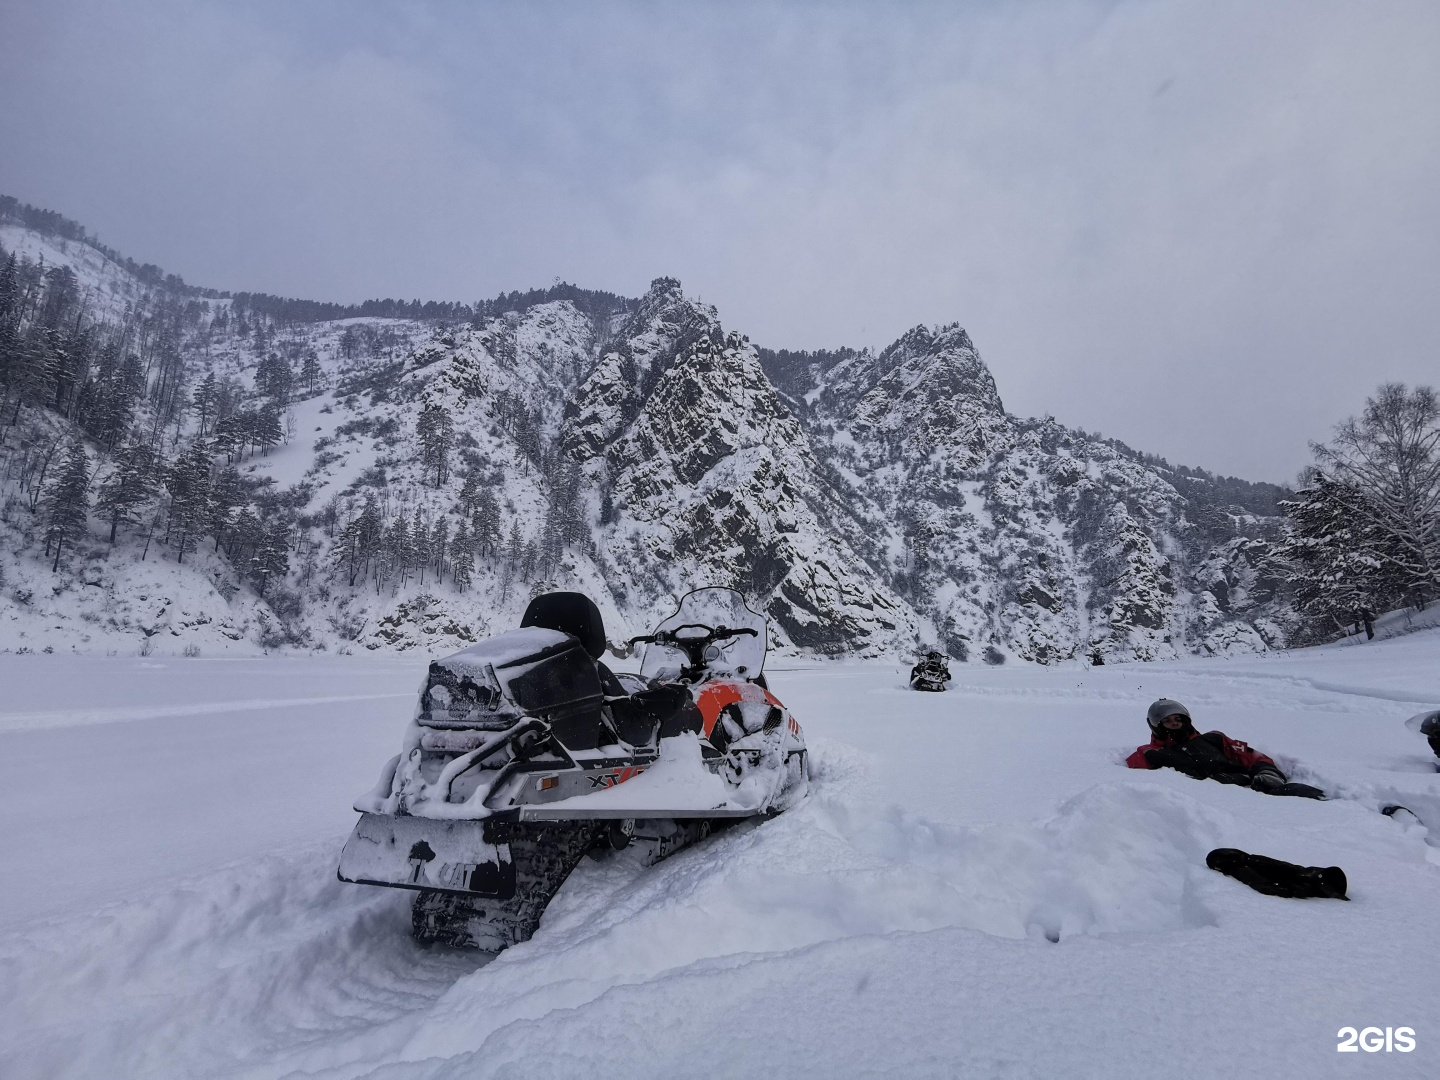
[412,822,601,950]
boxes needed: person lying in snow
[1406,709,1440,764]
[1126,698,1325,799]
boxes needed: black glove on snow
[1249,767,1287,794]
[1144,747,1211,780]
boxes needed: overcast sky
[2,0,1436,482]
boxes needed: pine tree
[9,327,56,422]
[457,471,481,515]
[212,413,244,463]
[0,252,18,332]
[227,506,264,566]
[500,521,523,603]
[386,514,413,590]
[164,441,213,563]
[106,353,146,447]
[207,467,246,551]
[42,438,92,571]
[83,340,127,449]
[450,521,474,593]
[411,506,429,585]
[250,520,291,594]
[255,402,283,456]
[299,350,322,394]
[1278,473,1394,634]
[473,488,501,557]
[192,372,218,437]
[0,253,20,404]
[539,502,565,578]
[255,352,293,405]
[336,495,383,587]
[416,404,454,487]
[432,516,449,582]
[95,438,158,543]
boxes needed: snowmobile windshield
[640,587,767,683]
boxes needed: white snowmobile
[338,587,809,950]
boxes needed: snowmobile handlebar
[625,624,759,648]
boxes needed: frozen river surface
[1,633,1437,1078]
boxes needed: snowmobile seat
[519,592,614,749]
[521,592,607,659]
[607,684,694,746]
[520,590,632,701]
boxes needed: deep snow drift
[0,630,1437,1078]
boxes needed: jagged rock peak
[875,322,1002,414]
[620,276,710,336]
[565,279,728,461]
[813,321,1007,473]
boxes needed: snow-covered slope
[2,629,1436,1078]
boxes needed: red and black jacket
[1126,729,1277,779]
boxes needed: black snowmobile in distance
[910,650,951,692]
[337,587,809,951]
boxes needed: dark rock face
[563,284,916,654]
[391,278,1290,661]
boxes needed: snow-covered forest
[2,195,1436,663]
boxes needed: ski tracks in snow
[0,842,487,1079]
[0,693,413,735]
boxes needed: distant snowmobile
[338,587,809,951]
[910,651,951,692]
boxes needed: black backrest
[520,591,607,659]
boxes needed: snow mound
[1,742,1248,1079]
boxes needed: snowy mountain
[0,200,1294,661]
[787,325,1293,662]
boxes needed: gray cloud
[2,0,1437,481]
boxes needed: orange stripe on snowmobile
[694,680,783,738]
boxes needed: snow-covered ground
[1,631,1437,1078]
